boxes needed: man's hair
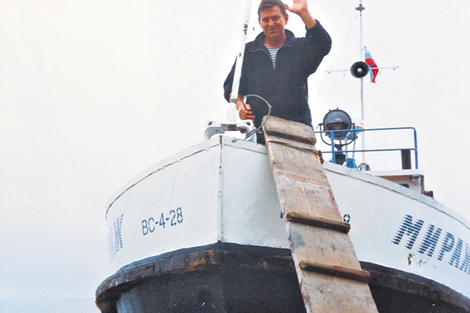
[258,0,287,17]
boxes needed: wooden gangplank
[263,116,378,313]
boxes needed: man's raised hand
[284,0,316,28]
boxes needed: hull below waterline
[96,243,469,313]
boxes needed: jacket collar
[250,29,295,52]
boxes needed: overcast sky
[0,0,469,310]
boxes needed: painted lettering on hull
[142,207,184,236]
[110,214,124,256]
[392,214,470,275]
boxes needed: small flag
[364,48,379,83]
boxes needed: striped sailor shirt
[266,46,280,69]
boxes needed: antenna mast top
[355,2,365,61]
[355,3,365,12]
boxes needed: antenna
[355,1,366,161]
[356,1,365,124]
[326,1,399,120]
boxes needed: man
[224,0,331,143]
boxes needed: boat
[95,2,470,312]
[94,112,470,312]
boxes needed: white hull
[105,136,470,301]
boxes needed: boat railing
[315,126,418,170]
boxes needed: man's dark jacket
[224,21,331,129]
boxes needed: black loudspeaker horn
[350,61,369,78]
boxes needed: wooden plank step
[263,116,378,313]
[299,261,371,283]
[286,212,351,234]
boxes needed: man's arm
[223,54,256,121]
[284,0,317,29]
[287,0,331,75]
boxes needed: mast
[356,1,365,122]
[355,1,366,162]
[227,0,254,122]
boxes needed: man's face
[259,6,288,44]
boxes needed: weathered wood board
[263,116,378,313]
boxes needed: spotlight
[318,109,358,166]
[322,109,352,140]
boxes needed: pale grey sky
[0,0,469,310]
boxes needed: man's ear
[284,14,289,24]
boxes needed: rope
[241,94,323,163]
